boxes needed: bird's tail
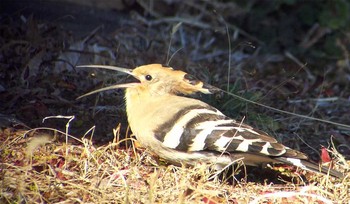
[275,157,344,179]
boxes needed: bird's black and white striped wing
[153,104,306,160]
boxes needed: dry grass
[1,124,349,204]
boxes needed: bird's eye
[145,75,153,81]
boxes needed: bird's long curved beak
[76,83,138,99]
[76,65,136,99]
[76,65,134,75]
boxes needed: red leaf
[320,146,331,163]
[56,171,67,180]
[202,197,217,204]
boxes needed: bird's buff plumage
[77,64,343,178]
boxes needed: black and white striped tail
[276,157,344,178]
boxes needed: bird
[77,63,344,178]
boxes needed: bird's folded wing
[153,104,307,160]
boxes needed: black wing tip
[202,83,221,94]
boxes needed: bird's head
[77,64,220,99]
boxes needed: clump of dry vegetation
[1,124,349,203]
[1,0,350,203]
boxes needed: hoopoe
[78,64,343,178]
